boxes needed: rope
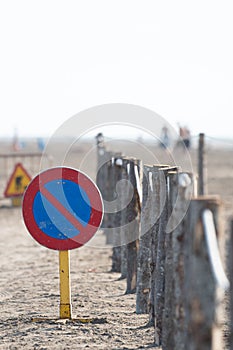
[98,133,233,147]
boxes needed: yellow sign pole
[59,250,72,319]
[12,196,22,207]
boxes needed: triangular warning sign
[4,163,31,197]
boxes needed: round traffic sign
[22,167,103,250]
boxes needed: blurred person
[37,137,45,151]
[183,126,191,149]
[176,124,191,150]
[160,126,170,150]
[12,128,21,151]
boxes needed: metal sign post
[59,250,71,319]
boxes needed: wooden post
[96,132,106,193]
[148,165,170,327]
[184,196,223,350]
[125,159,142,294]
[162,172,195,350]
[153,166,178,346]
[96,151,113,230]
[119,158,130,280]
[162,171,178,349]
[136,165,153,314]
[154,169,168,345]
[198,133,207,195]
[111,155,124,272]
[105,155,115,245]
[96,132,105,163]
[120,245,127,280]
[59,250,71,319]
[229,219,233,350]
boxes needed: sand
[0,208,156,350]
[0,138,232,349]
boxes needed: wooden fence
[96,134,231,350]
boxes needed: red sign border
[22,167,103,250]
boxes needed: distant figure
[37,138,45,151]
[96,132,104,146]
[176,124,191,150]
[182,126,191,149]
[160,126,170,150]
[12,128,21,151]
[95,132,105,156]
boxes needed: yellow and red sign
[4,163,31,197]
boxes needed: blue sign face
[22,167,103,250]
[33,179,91,240]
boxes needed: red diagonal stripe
[40,186,85,232]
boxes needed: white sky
[0,1,233,139]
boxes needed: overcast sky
[0,1,232,139]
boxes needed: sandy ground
[0,208,156,350]
[0,138,232,349]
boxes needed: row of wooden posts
[95,133,231,350]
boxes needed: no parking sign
[22,167,103,250]
[22,167,103,319]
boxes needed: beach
[0,137,232,349]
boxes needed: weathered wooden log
[161,171,178,349]
[153,166,178,346]
[120,245,127,280]
[96,132,106,196]
[148,165,168,327]
[230,219,233,350]
[119,158,130,280]
[125,158,142,294]
[136,165,153,314]
[184,196,223,350]
[106,155,116,245]
[96,150,113,229]
[105,152,122,246]
[95,132,105,169]
[111,155,124,272]
[161,172,195,349]
[198,132,207,195]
